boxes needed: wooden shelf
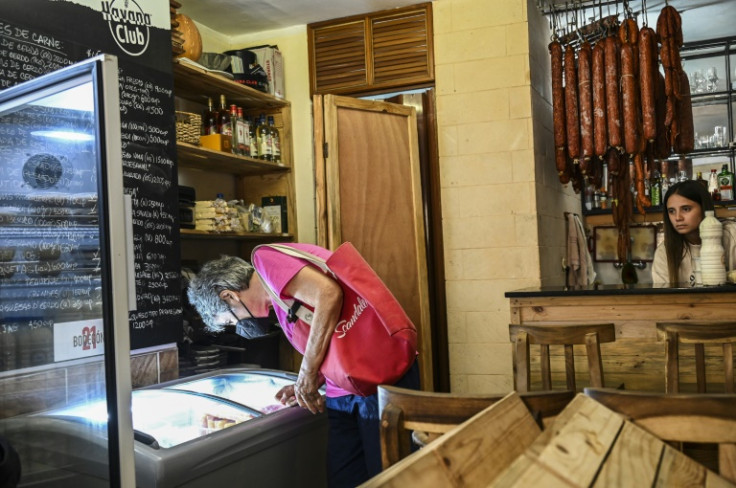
[176,141,290,175]
[173,60,288,109]
[180,229,294,241]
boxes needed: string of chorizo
[653,71,670,159]
[604,35,622,151]
[578,41,594,172]
[639,26,657,143]
[657,6,683,142]
[565,44,581,164]
[633,153,651,215]
[592,41,608,159]
[674,69,695,154]
[550,39,570,183]
[621,42,642,157]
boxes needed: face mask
[231,297,274,340]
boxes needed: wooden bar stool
[509,323,616,392]
[656,321,736,393]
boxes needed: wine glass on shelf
[705,67,719,92]
[689,70,701,93]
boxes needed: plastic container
[699,210,726,285]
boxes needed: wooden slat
[725,343,734,393]
[585,332,605,388]
[364,392,541,488]
[720,444,736,484]
[489,452,576,487]
[666,336,680,393]
[564,344,576,391]
[593,421,662,488]
[532,395,623,486]
[515,331,530,392]
[657,444,708,486]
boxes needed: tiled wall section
[433,0,580,393]
[0,346,178,418]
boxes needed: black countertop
[505,283,736,298]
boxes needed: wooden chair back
[377,385,573,470]
[584,387,736,483]
[509,323,616,392]
[656,321,736,393]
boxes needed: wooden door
[314,94,433,389]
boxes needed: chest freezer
[0,368,327,487]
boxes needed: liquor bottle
[650,168,661,207]
[661,172,669,197]
[202,97,218,135]
[695,171,709,191]
[229,104,239,154]
[256,114,271,161]
[709,169,721,201]
[268,115,281,164]
[718,164,734,201]
[236,107,249,156]
[218,95,232,140]
[248,116,258,159]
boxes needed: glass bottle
[229,104,239,154]
[650,168,661,207]
[661,172,669,197]
[718,164,734,201]
[256,114,271,161]
[202,97,218,135]
[709,169,721,201]
[218,95,232,140]
[236,107,249,156]
[268,115,281,164]
[695,171,709,191]
[248,116,258,159]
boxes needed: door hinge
[323,142,328,159]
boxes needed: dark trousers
[324,361,420,488]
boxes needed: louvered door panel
[308,3,433,95]
[372,10,433,85]
[310,21,368,92]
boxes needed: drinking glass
[706,67,718,92]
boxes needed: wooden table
[361,392,735,487]
[491,394,734,487]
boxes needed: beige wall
[432,0,579,393]
[189,0,582,393]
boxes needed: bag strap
[253,243,338,277]
[251,244,320,325]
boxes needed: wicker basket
[176,111,202,144]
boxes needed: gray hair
[186,255,255,332]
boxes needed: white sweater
[652,220,736,285]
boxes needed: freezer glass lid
[167,372,292,414]
[48,389,258,448]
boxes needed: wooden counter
[505,285,736,392]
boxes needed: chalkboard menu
[0,0,181,355]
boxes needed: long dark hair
[662,179,714,284]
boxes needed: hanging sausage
[550,38,570,183]
[578,41,594,173]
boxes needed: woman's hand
[275,384,297,407]
[293,367,325,414]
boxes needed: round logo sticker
[102,0,151,57]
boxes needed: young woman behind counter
[652,180,736,286]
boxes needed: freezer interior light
[31,130,95,141]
